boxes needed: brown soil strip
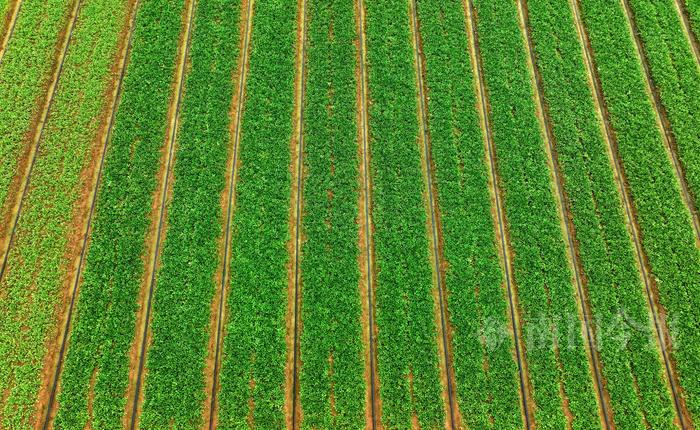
[407,1,460,428]
[570,0,693,427]
[0,0,80,285]
[0,0,22,65]
[286,0,308,427]
[619,0,700,245]
[354,0,381,427]
[516,0,614,428]
[202,0,254,428]
[32,1,141,428]
[462,0,536,428]
[672,0,700,67]
[123,1,195,428]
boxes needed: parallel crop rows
[1,0,700,428]
[578,0,700,421]
[0,0,129,426]
[525,0,676,427]
[298,0,365,427]
[625,0,700,233]
[0,0,72,216]
[363,0,444,427]
[415,0,523,428]
[53,0,188,426]
[472,0,601,427]
[139,0,240,428]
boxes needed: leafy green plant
[684,0,700,42]
[415,0,522,428]
[363,0,444,427]
[472,0,601,428]
[217,0,296,427]
[298,0,366,427]
[54,0,188,427]
[138,0,240,428]
[525,0,675,428]
[0,0,128,427]
[579,0,700,421]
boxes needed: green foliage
[525,0,675,428]
[472,0,601,428]
[415,0,522,428]
[298,0,366,427]
[217,0,296,427]
[684,0,700,42]
[0,0,72,219]
[579,0,700,420]
[0,0,128,427]
[363,0,444,427]
[626,0,700,223]
[54,0,187,427]
[139,0,240,428]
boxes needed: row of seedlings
[216,0,298,427]
[297,0,366,427]
[363,0,445,427]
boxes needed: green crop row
[217,0,296,427]
[626,0,700,217]
[579,0,700,421]
[298,0,366,427]
[139,0,240,428]
[472,0,601,428]
[53,0,188,428]
[415,0,522,428]
[684,0,700,41]
[363,0,444,427]
[0,0,128,427]
[0,0,72,221]
[525,0,675,428]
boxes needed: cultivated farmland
[0,0,698,429]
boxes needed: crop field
[0,0,699,428]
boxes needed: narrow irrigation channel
[207,0,253,428]
[289,0,308,426]
[0,0,81,283]
[38,0,141,427]
[570,0,691,427]
[619,0,700,243]
[126,0,196,427]
[356,0,379,426]
[463,0,533,428]
[516,0,613,427]
[0,0,22,65]
[407,0,458,427]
